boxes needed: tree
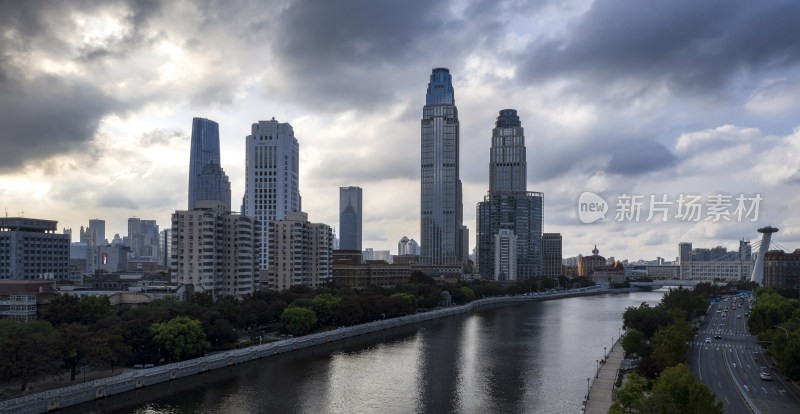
[649,320,692,374]
[311,293,341,325]
[58,323,102,381]
[643,364,722,413]
[93,326,131,374]
[659,287,707,320]
[207,318,238,348]
[280,306,317,336]
[409,270,435,285]
[334,298,364,326]
[460,286,476,301]
[150,316,210,361]
[0,319,60,391]
[622,329,651,357]
[608,372,648,413]
[623,303,673,338]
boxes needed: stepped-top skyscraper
[188,117,231,211]
[243,118,301,269]
[490,109,527,193]
[339,186,362,251]
[476,109,543,280]
[421,68,466,266]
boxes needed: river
[67,289,666,414]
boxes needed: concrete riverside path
[583,336,624,414]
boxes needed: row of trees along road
[0,272,594,395]
[611,284,723,413]
[747,287,800,381]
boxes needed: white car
[705,337,712,343]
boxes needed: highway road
[689,294,800,413]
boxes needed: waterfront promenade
[584,336,624,414]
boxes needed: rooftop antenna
[4,207,7,217]
[19,210,24,218]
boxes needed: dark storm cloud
[269,0,510,111]
[519,0,800,93]
[0,0,164,171]
[0,72,122,172]
[606,139,676,175]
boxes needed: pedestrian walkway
[583,337,624,414]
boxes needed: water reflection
[72,290,665,414]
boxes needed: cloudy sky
[2,0,800,262]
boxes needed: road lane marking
[744,385,749,392]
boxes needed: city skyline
[2,1,800,260]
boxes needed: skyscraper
[490,109,527,193]
[188,117,223,210]
[476,110,543,280]
[339,186,362,251]
[421,68,466,266]
[243,118,301,270]
[127,218,160,259]
[193,161,231,212]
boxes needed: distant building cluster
[12,67,798,311]
[677,241,753,282]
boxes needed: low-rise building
[332,250,411,288]
[0,280,58,321]
[578,245,605,277]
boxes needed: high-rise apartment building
[243,118,301,270]
[542,233,563,279]
[339,186,362,251]
[421,68,466,267]
[267,211,332,291]
[188,117,232,211]
[0,218,70,280]
[476,110,544,280]
[495,229,518,281]
[171,201,259,299]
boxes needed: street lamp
[596,359,599,378]
[587,377,590,400]
[604,346,607,359]
[775,326,789,339]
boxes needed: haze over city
[2,0,800,260]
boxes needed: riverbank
[1,285,628,413]
[583,335,625,414]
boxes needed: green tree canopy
[311,293,342,325]
[622,329,651,358]
[649,320,693,373]
[608,372,648,414]
[150,316,210,361]
[0,319,60,391]
[623,303,673,338]
[280,306,318,336]
[645,364,722,414]
[659,287,708,320]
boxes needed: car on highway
[705,337,712,343]
[760,371,772,381]
[714,334,722,339]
